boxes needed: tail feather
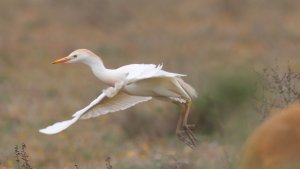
[176,78,198,99]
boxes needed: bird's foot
[177,125,199,149]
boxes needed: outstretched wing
[39,92,106,135]
[39,91,152,135]
[79,92,152,119]
[117,64,186,83]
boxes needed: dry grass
[254,64,300,120]
[14,143,33,169]
[1,0,300,168]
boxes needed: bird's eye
[73,55,77,58]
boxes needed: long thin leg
[182,101,196,129]
[176,100,198,148]
[176,105,192,146]
[183,101,191,126]
[176,108,184,134]
[183,101,198,144]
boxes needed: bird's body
[93,64,188,98]
[40,49,198,147]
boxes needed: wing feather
[117,64,186,83]
[39,91,151,135]
[39,93,106,135]
[80,92,152,119]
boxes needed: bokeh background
[1,0,300,168]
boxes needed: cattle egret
[40,49,198,147]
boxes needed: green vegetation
[193,71,256,135]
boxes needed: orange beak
[52,56,71,64]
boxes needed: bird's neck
[85,57,121,86]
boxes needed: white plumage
[78,92,152,119]
[39,49,198,147]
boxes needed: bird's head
[52,49,99,65]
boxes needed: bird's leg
[176,107,191,147]
[176,101,198,149]
[183,101,198,144]
[175,105,184,135]
[183,101,196,129]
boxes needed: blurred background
[1,0,300,168]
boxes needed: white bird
[40,49,198,147]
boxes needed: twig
[105,157,112,169]
[14,143,33,169]
[253,63,300,120]
[15,145,21,169]
[20,143,33,169]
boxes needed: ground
[1,0,300,168]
